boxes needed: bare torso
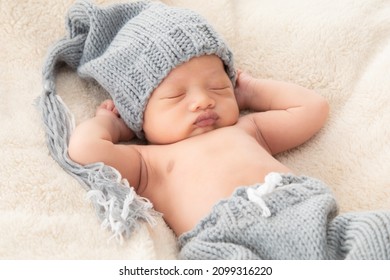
[135,116,292,235]
[68,68,329,237]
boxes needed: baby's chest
[159,132,269,184]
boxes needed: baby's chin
[146,127,217,145]
[189,125,218,138]
[145,133,188,145]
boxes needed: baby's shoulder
[236,113,261,134]
[236,113,271,151]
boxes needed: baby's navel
[166,159,175,174]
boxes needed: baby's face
[143,55,239,144]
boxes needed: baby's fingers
[100,99,115,110]
[96,99,120,117]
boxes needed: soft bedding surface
[1,0,389,259]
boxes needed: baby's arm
[235,71,329,155]
[68,100,143,188]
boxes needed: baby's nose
[189,91,215,111]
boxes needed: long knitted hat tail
[39,0,158,241]
[39,0,235,241]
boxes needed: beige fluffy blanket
[1,0,389,259]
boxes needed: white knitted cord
[247,172,283,217]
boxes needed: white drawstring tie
[247,172,283,217]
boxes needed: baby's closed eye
[209,85,233,94]
[161,92,185,100]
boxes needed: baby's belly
[141,126,293,235]
[156,163,292,236]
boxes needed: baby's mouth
[194,111,219,127]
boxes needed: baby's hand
[96,99,135,141]
[96,99,120,118]
[234,69,255,110]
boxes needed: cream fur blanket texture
[1,0,389,259]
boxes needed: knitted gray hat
[39,0,235,241]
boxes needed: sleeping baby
[40,0,390,259]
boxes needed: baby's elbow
[311,94,330,129]
[318,95,330,124]
[68,138,84,165]
[68,137,95,166]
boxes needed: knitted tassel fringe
[38,91,158,241]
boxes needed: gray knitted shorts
[178,173,390,260]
